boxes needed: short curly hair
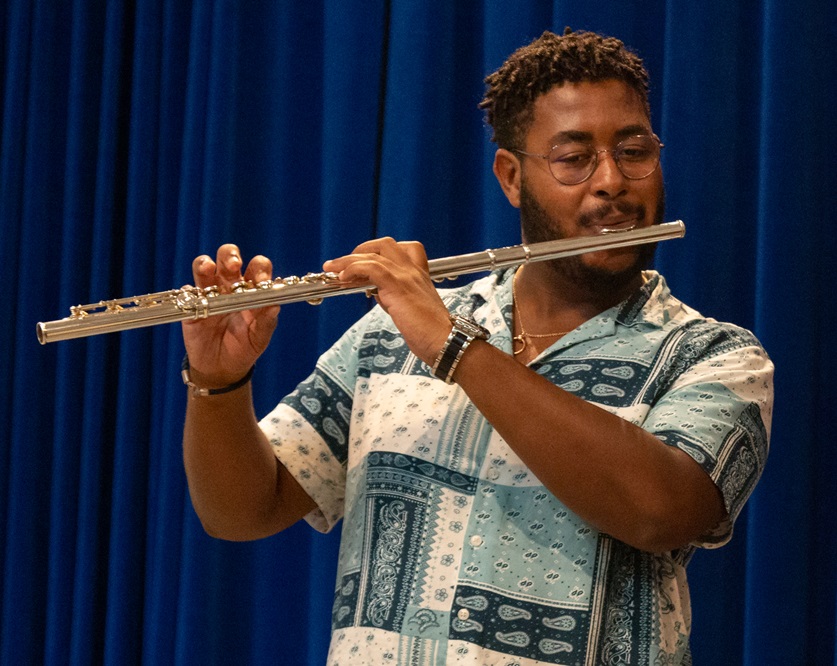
[480,29,650,149]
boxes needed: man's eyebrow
[615,124,653,139]
[547,130,594,145]
[546,125,653,146]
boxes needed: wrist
[430,315,489,384]
[181,355,255,397]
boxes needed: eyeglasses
[513,134,664,186]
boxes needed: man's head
[480,29,650,150]
[483,30,663,294]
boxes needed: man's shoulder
[666,318,769,370]
[643,272,764,344]
[625,273,771,377]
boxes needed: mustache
[578,202,646,227]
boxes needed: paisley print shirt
[262,269,773,665]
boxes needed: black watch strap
[431,315,489,384]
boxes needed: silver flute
[36,221,684,344]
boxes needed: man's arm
[451,340,727,552]
[180,245,316,540]
[183,382,316,541]
[324,238,728,553]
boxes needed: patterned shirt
[261,269,773,665]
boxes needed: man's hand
[182,244,280,390]
[323,238,452,366]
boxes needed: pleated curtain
[1,2,834,663]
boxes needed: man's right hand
[181,244,280,391]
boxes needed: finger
[215,244,244,281]
[252,302,281,336]
[242,254,280,317]
[323,252,377,275]
[348,237,397,255]
[243,254,274,284]
[244,255,281,317]
[394,240,430,271]
[327,252,430,292]
[347,238,428,269]
[192,255,217,288]
[327,256,392,286]
[323,239,429,274]
[323,238,393,274]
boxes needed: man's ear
[493,148,522,209]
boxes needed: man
[181,29,773,665]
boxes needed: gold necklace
[512,270,571,356]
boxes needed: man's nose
[588,150,628,198]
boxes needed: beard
[519,181,665,295]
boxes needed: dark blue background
[1,2,833,663]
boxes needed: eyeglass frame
[512,133,664,186]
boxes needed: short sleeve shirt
[261,269,773,665]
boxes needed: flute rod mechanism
[36,221,684,344]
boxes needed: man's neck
[514,260,644,322]
[510,261,643,364]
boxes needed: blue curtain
[2,1,834,663]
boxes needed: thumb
[249,305,281,353]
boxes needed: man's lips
[590,216,641,234]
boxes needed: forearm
[453,341,725,552]
[183,385,313,540]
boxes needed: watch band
[431,315,489,384]
[431,329,470,384]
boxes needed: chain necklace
[512,269,571,356]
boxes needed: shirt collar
[466,268,679,359]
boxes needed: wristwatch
[431,314,489,384]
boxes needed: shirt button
[487,468,500,480]
[457,608,470,621]
[469,535,483,547]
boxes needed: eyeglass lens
[548,135,661,185]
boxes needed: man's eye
[552,151,592,165]
[618,146,652,161]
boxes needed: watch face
[451,315,489,340]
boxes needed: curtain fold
[2,1,834,663]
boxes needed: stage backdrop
[2,1,834,664]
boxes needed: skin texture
[181,80,725,551]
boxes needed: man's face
[512,80,665,288]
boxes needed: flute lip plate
[599,224,637,234]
